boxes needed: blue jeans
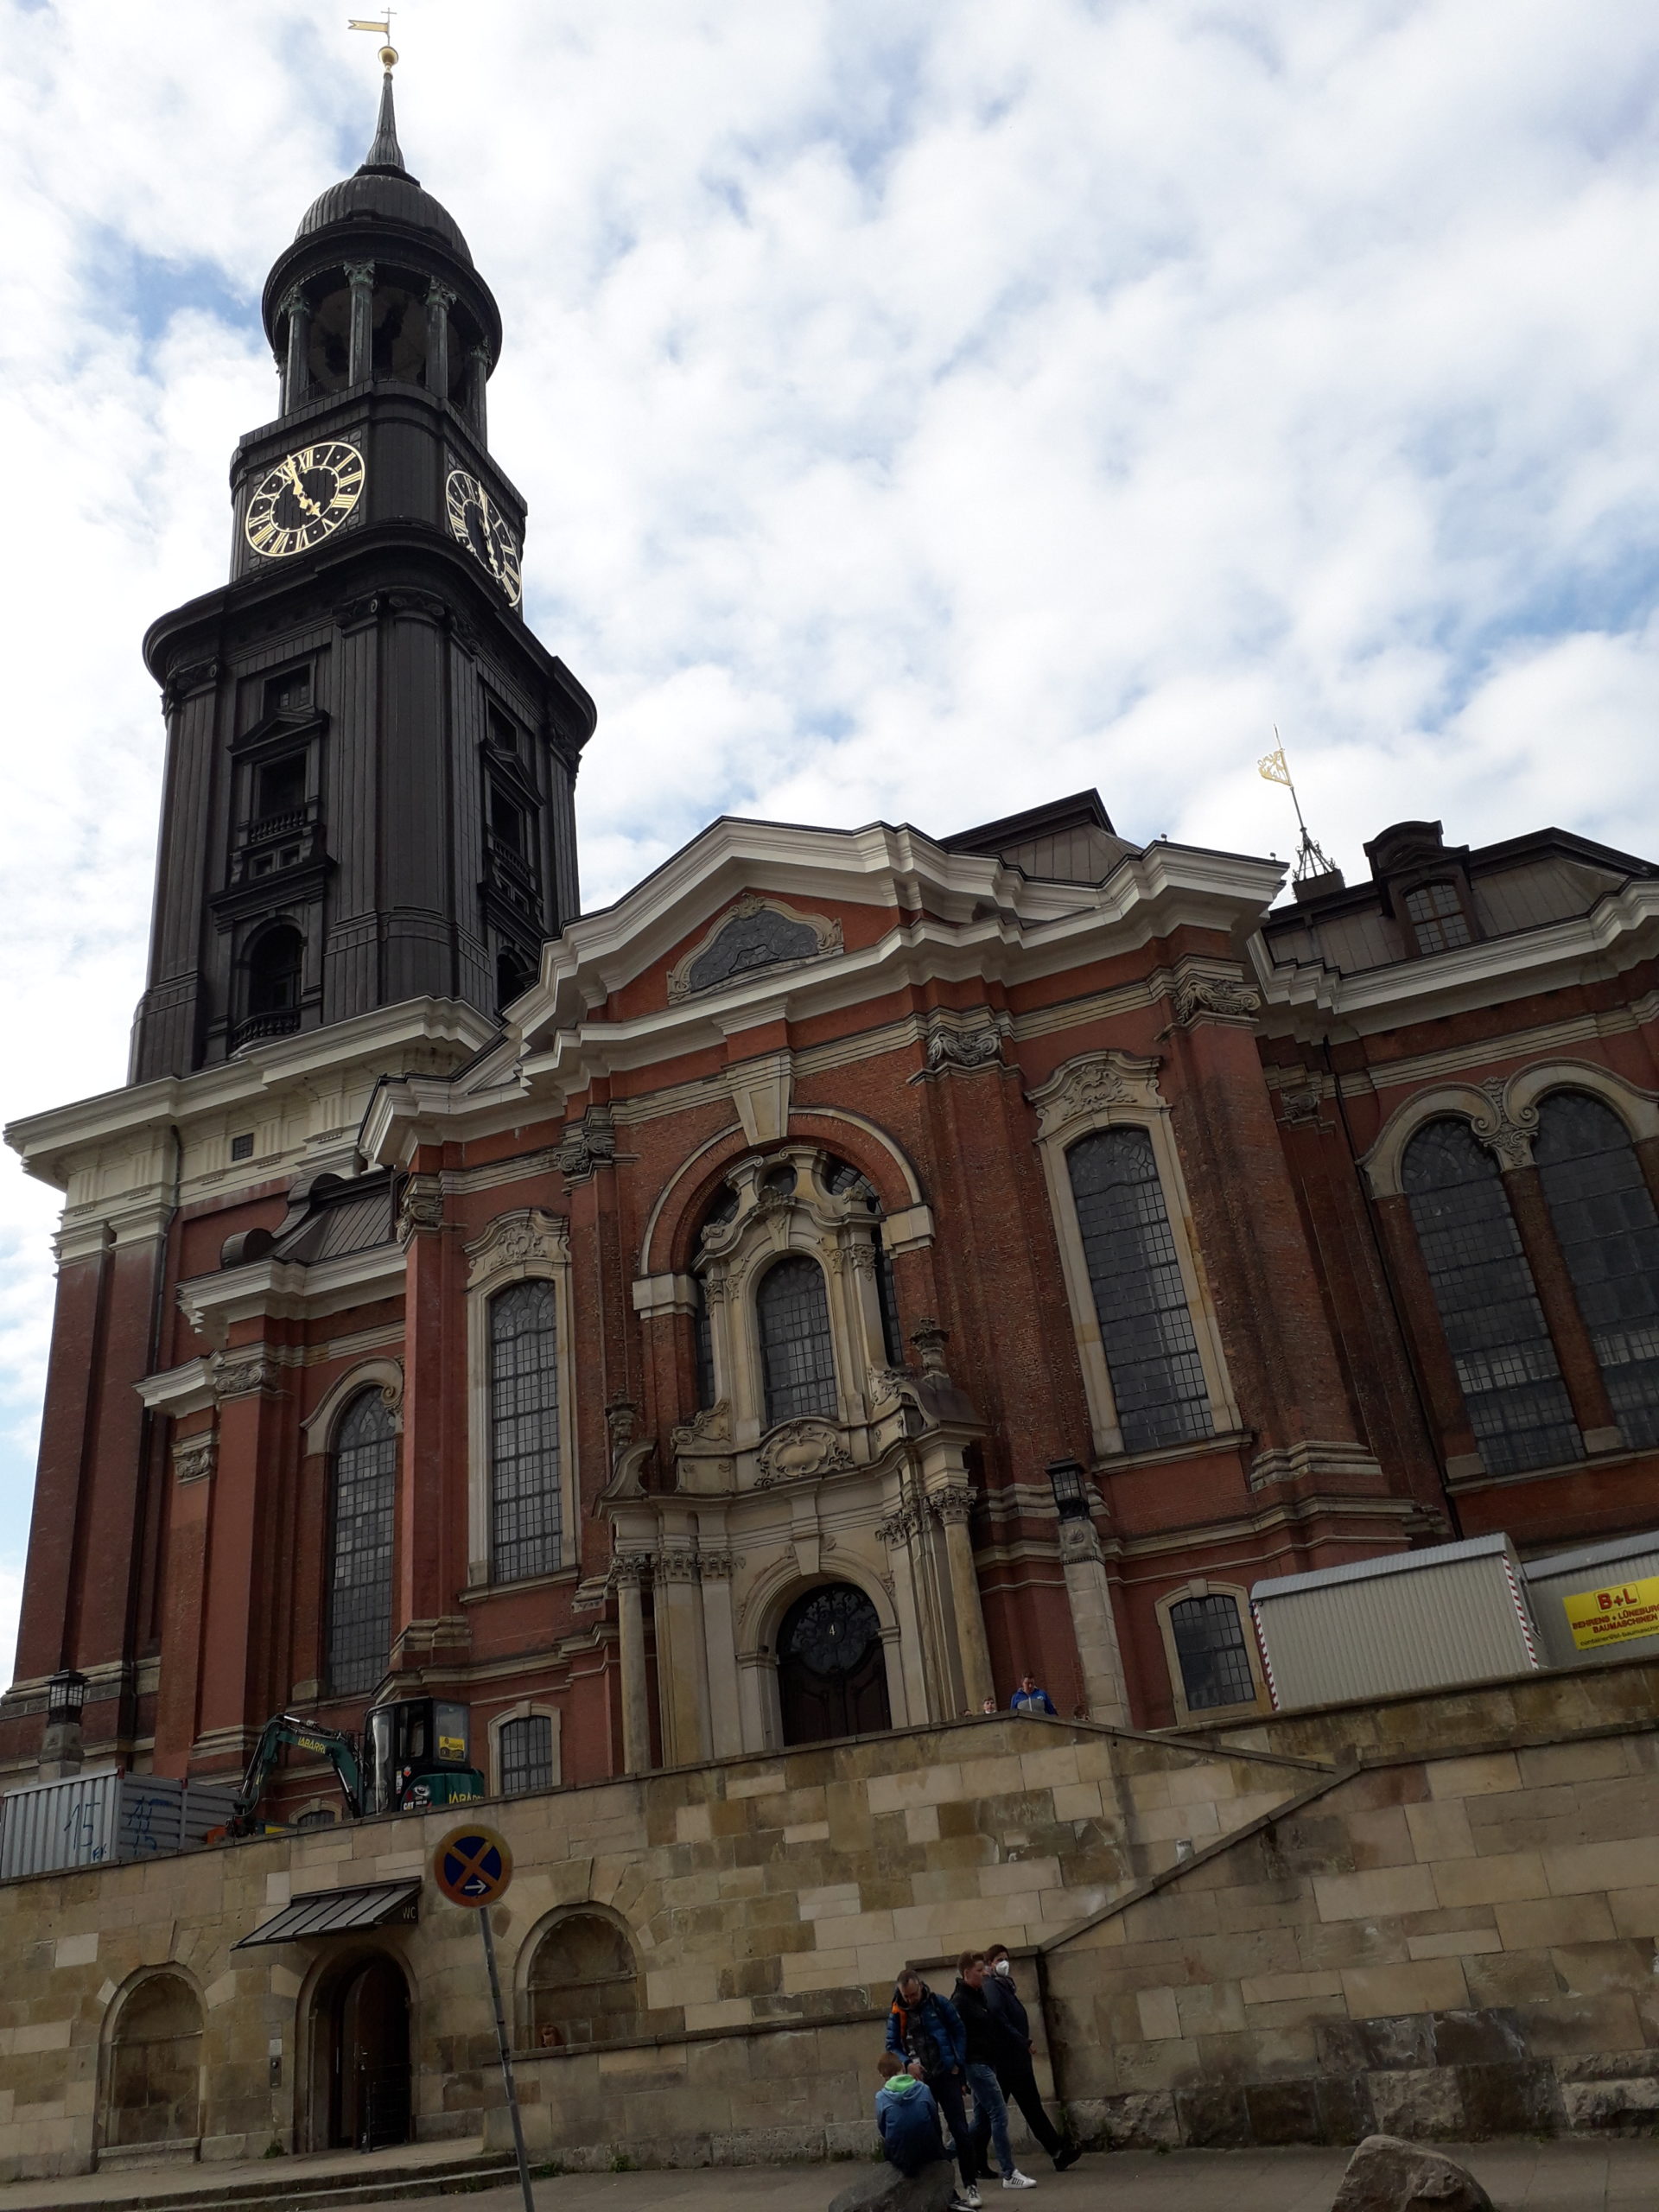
[966,2061,1014,2177]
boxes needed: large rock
[1331,2133,1496,2211]
[829,2156,958,2212]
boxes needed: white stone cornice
[134,1357,217,1417]
[1253,878,1659,1043]
[176,1242,406,1346]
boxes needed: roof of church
[296,73,472,264]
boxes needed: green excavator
[223,1696,486,1838]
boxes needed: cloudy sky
[3,0,1659,1679]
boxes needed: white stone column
[1058,1517,1129,1726]
[654,1550,711,1765]
[933,1485,995,1711]
[615,1559,652,1774]
[697,1552,745,1759]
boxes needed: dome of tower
[295,73,473,265]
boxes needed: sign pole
[479,1906,536,2212]
[432,1825,535,2212]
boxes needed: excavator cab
[362,1697,486,1815]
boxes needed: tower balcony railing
[231,1008,302,1052]
[486,832,539,917]
[232,799,324,884]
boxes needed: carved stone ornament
[1171,973,1262,1028]
[605,1397,639,1454]
[754,1419,856,1488]
[702,1269,734,1304]
[163,658,221,710]
[611,1554,653,1588]
[671,1400,731,1451]
[698,1550,742,1580]
[465,1207,568,1287]
[1058,1516,1103,1565]
[667,893,843,1005]
[1471,1077,1539,1173]
[173,1434,218,1486]
[211,1351,285,1402]
[344,258,376,287]
[914,1022,1004,1079]
[425,279,457,310]
[910,1320,950,1378]
[1279,1082,1325,1127]
[399,1177,445,1237]
[867,1366,913,1408]
[1026,1050,1166,1142]
[653,1549,701,1583]
[554,1106,616,1184]
[929,1483,976,1527]
[875,1506,918,1547]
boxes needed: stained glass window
[1169,1593,1256,1710]
[489,1280,561,1582]
[757,1255,837,1427]
[1535,1091,1659,1450]
[1067,1127,1212,1452]
[1403,1117,1580,1474]
[327,1389,397,1696]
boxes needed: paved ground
[364,2140,1659,2212]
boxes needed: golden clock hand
[281,454,325,520]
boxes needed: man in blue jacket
[887,1969,979,2205]
[1009,1674,1058,1717]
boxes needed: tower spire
[360,68,408,178]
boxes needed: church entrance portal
[778,1584,891,1745]
[317,1955,410,2152]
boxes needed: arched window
[327,1389,397,1697]
[526,1913,639,2050]
[105,1974,203,2149]
[248,925,303,1017]
[1535,1091,1659,1449]
[499,1713,555,1796]
[489,1281,561,1583]
[757,1255,837,1427]
[1167,1593,1255,1713]
[1403,1117,1580,1474]
[1066,1127,1212,1452]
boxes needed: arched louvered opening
[1403,1116,1580,1474]
[757,1255,837,1427]
[1066,1126,1212,1451]
[1535,1090,1659,1449]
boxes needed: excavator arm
[227,1713,365,1836]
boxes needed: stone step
[3,2151,522,2212]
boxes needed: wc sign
[1562,1573,1659,1650]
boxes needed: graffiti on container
[60,1802,105,1859]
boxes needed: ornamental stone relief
[211,1350,286,1402]
[173,1435,217,1486]
[1171,973,1262,1027]
[464,1207,569,1289]
[1026,1050,1166,1141]
[667,893,842,1004]
[912,1021,1004,1080]
[1471,1077,1539,1172]
[553,1106,615,1184]
[753,1419,856,1488]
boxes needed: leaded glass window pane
[1535,1092,1659,1449]
[757,1255,837,1426]
[1169,1594,1255,1711]
[1066,1127,1213,1452]
[327,1389,397,1697]
[1403,1117,1580,1474]
[1404,880,1472,954]
[499,1713,555,1796]
[490,1280,562,1583]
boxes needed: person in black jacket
[982,1943,1080,2172]
[950,1952,1035,2189]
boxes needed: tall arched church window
[327,1389,397,1696]
[1168,1593,1255,1712]
[1402,1117,1580,1473]
[1065,1127,1212,1451]
[1535,1091,1659,1449]
[757,1255,837,1427]
[249,924,303,1016]
[489,1280,561,1582]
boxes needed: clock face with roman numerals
[446,468,522,606]
[244,442,365,560]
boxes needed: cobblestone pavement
[359,2139,1659,2212]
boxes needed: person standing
[982,1944,1079,2173]
[887,1968,981,2206]
[1009,1674,1058,1717]
[950,1952,1037,2190]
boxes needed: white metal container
[1250,1534,1540,1711]
[0,1770,238,1880]
[1522,1531,1659,1669]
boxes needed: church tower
[131,64,594,1080]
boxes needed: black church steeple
[131,67,593,1083]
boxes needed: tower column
[467,342,491,440]
[424,281,454,398]
[281,286,311,413]
[346,260,376,385]
[931,1483,995,1711]
[614,1558,652,1774]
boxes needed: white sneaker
[1002,2174,1037,2191]
[951,2190,982,2210]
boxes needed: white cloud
[3,0,1659,1572]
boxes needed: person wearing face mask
[981,1944,1079,2173]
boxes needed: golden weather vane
[1257,730,1338,885]
[348,12,398,70]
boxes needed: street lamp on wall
[45,1670,87,1726]
[1046,1457,1090,1522]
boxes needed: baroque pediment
[666,893,842,1004]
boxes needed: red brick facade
[9,794,1659,1804]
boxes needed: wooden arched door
[327,1955,410,2150]
[777,1584,891,1745]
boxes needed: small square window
[487,704,518,753]
[1404,880,1472,956]
[230,1133,255,1161]
[264,669,311,718]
